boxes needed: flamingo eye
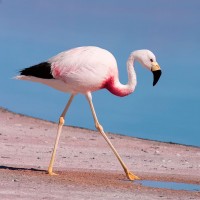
[150,59,153,62]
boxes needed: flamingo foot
[48,169,58,176]
[125,171,140,181]
[49,172,58,176]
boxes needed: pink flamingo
[16,46,162,180]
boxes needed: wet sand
[0,107,200,199]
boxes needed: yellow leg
[86,92,139,181]
[48,94,75,175]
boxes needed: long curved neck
[106,52,137,97]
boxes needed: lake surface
[135,180,200,192]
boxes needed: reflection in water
[135,180,200,191]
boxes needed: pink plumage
[50,46,120,94]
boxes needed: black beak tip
[152,70,162,86]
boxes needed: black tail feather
[20,62,54,79]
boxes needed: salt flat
[0,108,199,200]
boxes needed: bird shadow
[0,165,46,173]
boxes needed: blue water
[135,180,200,192]
[1,1,200,147]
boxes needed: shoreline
[1,107,199,148]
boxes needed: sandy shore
[0,107,200,200]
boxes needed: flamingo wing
[49,46,118,93]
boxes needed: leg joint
[59,117,65,125]
[95,122,103,132]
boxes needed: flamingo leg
[86,92,139,181]
[48,94,75,175]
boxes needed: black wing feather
[20,62,54,79]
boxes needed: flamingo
[16,46,162,180]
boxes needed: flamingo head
[132,50,162,86]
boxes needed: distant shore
[0,107,199,200]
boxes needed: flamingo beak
[151,62,162,86]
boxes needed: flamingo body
[19,46,122,95]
